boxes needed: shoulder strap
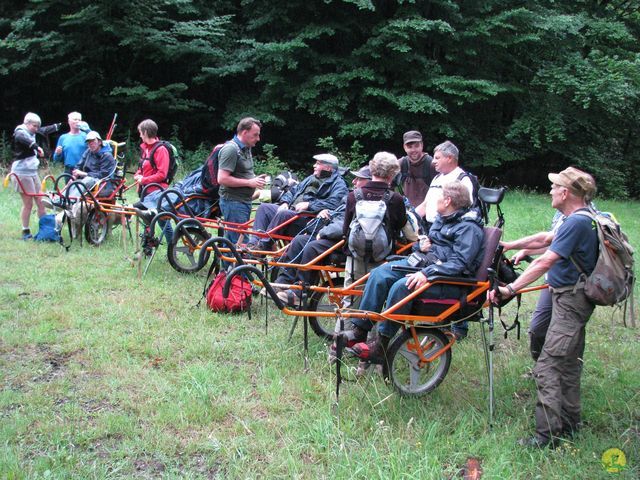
[400,157,409,180]
[147,142,161,170]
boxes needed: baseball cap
[548,167,596,198]
[403,130,422,144]
[352,166,372,179]
[85,131,102,142]
[313,153,339,169]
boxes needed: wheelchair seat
[410,226,502,317]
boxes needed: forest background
[1,0,639,197]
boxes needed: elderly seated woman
[343,180,485,364]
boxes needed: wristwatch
[506,284,516,296]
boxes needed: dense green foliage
[1,1,639,196]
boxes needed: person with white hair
[246,153,348,250]
[10,112,61,240]
[53,111,88,176]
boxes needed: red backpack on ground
[205,270,253,313]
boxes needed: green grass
[0,182,638,479]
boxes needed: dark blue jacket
[421,208,485,278]
[280,170,348,213]
[77,144,116,179]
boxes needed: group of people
[10,111,602,450]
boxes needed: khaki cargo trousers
[533,285,595,442]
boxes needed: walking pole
[487,267,497,428]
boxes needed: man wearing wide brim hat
[490,166,598,448]
[246,153,349,250]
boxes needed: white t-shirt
[422,167,474,223]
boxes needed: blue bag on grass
[34,214,61,242]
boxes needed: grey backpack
[348,189,393,262]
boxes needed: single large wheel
[308,277,344,341]
[167,222,210,273]
[386,328,451,397]
[85,209,109,245]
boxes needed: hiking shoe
[345,335,390,365]
[337,325,368,345]
[276,289,301,307]
[134,207,156,225]
[21,232,33,241]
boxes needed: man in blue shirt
[53,112,88,175]
[490,166,598,448]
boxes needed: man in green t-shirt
[217,117,267,245]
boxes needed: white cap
[85,131,102,142]
[313,153,339,169]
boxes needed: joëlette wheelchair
[221,187,543,420]
[5,140,135,246]
[146,194,323,274]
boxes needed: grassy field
[0,181,638,479]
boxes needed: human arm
[53,136,64,162]
[342,192,356,239]
[512,247,547,264]
[389,195,408,238]
[489,250,559,303]
[415,195,427,218]
[139,146,169,185]
[420,223,484,278]
[217,169,266,189]
[501,231,554,251]
[317,210,345,240]
[96,152,116,179]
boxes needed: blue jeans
[352,260,468,338]
[219,197,252,246]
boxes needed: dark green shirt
[218,141,256,202]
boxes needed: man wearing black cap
[396,130,435,208]
[490,167,598,448]
[246,153,348,250]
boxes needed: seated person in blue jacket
[246,153,349,250]
[67,131,116,198]
[343,180,485,364]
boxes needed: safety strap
[499,294,521,339]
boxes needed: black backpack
[143,140,179,184]
[456,170,492,224]
[201,140,240,194]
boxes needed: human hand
[277,203,289,211]
[317,209,330,220]
[488,286,512,304]
[253,174,267,189]
[55,146,63,155]
[36,147,44,158]
[134,174,143,183]
[295,201,310,212]
[512,250,528,265]
[418,235,431,252]
[405,271,428,290]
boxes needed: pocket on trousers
[542,322,576,357]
